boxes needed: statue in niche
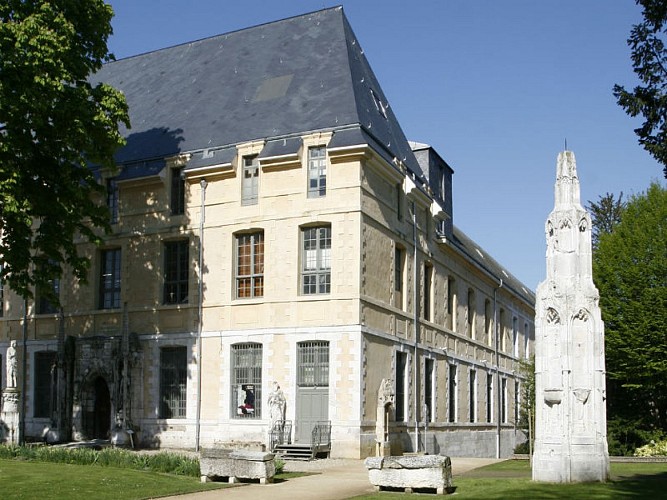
[376,378,394,456]
[6,340,17,388]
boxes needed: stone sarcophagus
[364,455,453,494]
[200,449,275,484]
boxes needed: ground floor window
[469,369,477,423]
[448,364,457,423]
[424,358,434,423]
[159,346,187,419]
[395,351,407,422]
[231,343,262,418]
[34,351,57,418]
[486,373,494,423]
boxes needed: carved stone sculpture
[533,151,609,483]
[6,340,17,388]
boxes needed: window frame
[99,248,121,310]
[307,146,327,198]
[163,240,189,305]
[170,167,185,216]
[301,225,331,295]
[241,155,259,206]
[159,346,188,419]
[469,369,477,423]
[107,178,119,224]
[231,343,263,419]
[448,363,457,423]
[395,351,408,422]
[34,351,57,418]
[424,357,435,423]
[235,231,264,299]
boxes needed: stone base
[200,449,275,484]
[365,455,453,494]
[1,389,21,446]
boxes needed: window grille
[395,351,407,422]
[159,346,187,419]
[236,232,264,298]
[448,364,457,423]
[297,341,329,387]
[424,358,434,423]
[486,373,494,423]
[469,369,477,423]
[231,343,262,418]
[171,167,185,215]
[301,226,331,294]
[242,155,259,206]
[164,240,189,304]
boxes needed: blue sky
[107,0,662,291]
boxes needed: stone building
[0,7,534,458]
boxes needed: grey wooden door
[295,341,329,443]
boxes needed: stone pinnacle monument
[532,151,609,482]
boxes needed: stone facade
[0,8,534,459]
[533,151,609,482]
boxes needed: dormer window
[370,89,388,119]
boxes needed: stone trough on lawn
[364,455,454,495]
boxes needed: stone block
[200,448,275,484]
[365,455,453,494]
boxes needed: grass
[351,460,667,499]
[0,459,227,500]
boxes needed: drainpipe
[195,178,207,452]
[493,279,503,459]
[411,201,419,453]
[20,298,27,445]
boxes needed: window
[163,240,189,304]
[423,263,433,322]
[448,364,457,423]
[485,299,492,345]
[297,341,329,387]
[524,322,530,358]
[34,351,57,418]
[107,178,119,223]
[396,184,404,221]
[307,146,327,197]
[99,248,121,309]
[501,377,508,423]
[0,263,4,317]
[467,288,475,339]
[301,225,331,295]
[242,155,259,205]
[446,277,456,331]
[486,373,494,423]
[513,317,519,357]
[395,351,407,422]
[231,343,262,418]
[37,278,60,314]
[424,358,434,423]
[159,346,187,419]
[236,232,264,298]
[515,381,520,424]
[469,369,477,423]
[394,245,405,310]
[171,167,185,215]
[499,309,506,351]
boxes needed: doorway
[83,376,111,439]
[295,341,329,443]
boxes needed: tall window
[515,381,520,424]
[34,351,57,418]
[159,346,187,419]
[231,343,262,418]
[486,373,494,423]
[236,232,264,298]
[446,276,456,331]
[499,309,506,351]
[448,364,457,423]
[513,317,519,357]
[37,261,60,314]
[424,358,434,423]
[394,245,405,309]
[107,178,119,224]
[297,341,329,387]
[242,155,259,205]
[99,248,121,309]
[467,288,475,338]
[395,351,407,422]
[396,184,404,221]
[164,240,189,304]
[501,377,508,423]
[524,322,530,358]
[423,263,433,322]
[469,369,477,423]
[485,299,492,345]
[307,146,327,197]
[301,225,331,295]
[171,167,185,215]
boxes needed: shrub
[634,439,667,457]
[274,456,285,474]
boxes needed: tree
[593,182,667,452]
[613,0,667,179]
[0,1,129,303]
[587,192,625,250]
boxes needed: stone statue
[376,378,394,456]
[268,381,286,425]
[6,340,17,388]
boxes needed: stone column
[532,151,609,482]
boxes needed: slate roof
[91,6,421,179]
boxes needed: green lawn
[351,460,667,499]
[0,459,227,500]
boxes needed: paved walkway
[164,457,502,500]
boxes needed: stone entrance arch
[81,375,112,439]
